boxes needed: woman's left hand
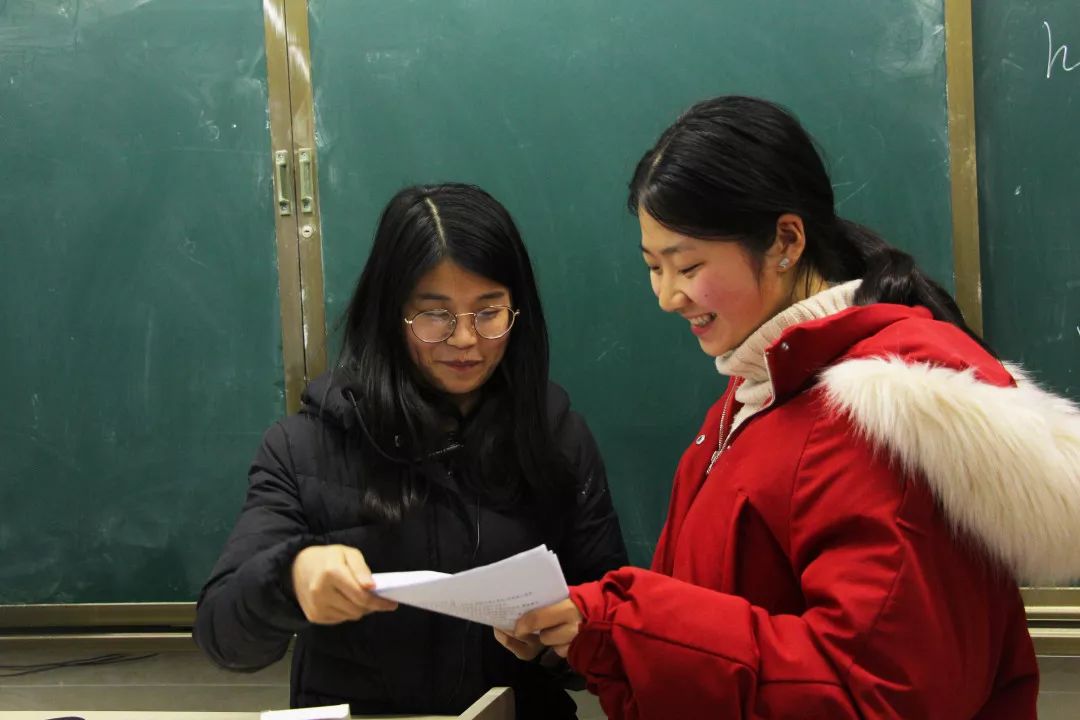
[511,598,584,658]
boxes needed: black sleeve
[193,421,318,671]
[556,411,629,587]
[538,409,627,690]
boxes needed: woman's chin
[696,333,733,358]
[429,367,490,398]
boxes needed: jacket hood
[299,369,360,429]
[754,304,1080,585]
[805,317,1080,585]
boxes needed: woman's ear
[769,213,807,272]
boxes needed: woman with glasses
[194,183,627,718]
[501,97,1080,718]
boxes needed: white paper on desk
[260,702,349,720]
[371,544,568,631]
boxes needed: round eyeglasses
[404,305,520,343]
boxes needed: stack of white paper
[372,544,568,631]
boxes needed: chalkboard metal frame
[0,603,193,630]
[1,590,1078,655]
[1024,589,1080,655]
[0,603,197,651]
[0,632,195,653]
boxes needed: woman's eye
[646,265,660,274]
[679,263,702,276]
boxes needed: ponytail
[834,219,994,355]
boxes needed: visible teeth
[690,314,715,327]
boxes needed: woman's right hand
[291,544,398,624]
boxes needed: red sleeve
[566,401,1036,719]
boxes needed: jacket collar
[765,302,934,402]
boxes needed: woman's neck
[449,389,482,419]
[790,268,831,305]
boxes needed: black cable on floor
[0,652,158,678]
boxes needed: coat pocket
[716,491,749,593]
[720,491,803,614]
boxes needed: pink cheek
[688,273,736,314]
[685,278,710,307]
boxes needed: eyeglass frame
[402,305,521,343]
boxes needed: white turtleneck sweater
[714,279,861,435]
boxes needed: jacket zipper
[706,378,743,475]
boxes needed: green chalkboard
[974,1,1080,401]
[308,0,956,566]
[0,0,283,602]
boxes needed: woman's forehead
[409,259,509,303]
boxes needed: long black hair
[338,183,575,523]
[628,95,990,351]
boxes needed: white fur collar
[822,357,1080,585]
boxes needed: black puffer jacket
[194,372,627,718]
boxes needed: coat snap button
[695,434,706,445]
[779,342,790,351]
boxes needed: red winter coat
[568,303,1080,719]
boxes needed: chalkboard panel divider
[945,0,985,335]
[284,0,330,386]
[266,0,309,414]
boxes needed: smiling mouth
[688,313,716,327]
[442,360,482,370]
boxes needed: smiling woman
[402,261,517,412]
[193,183,627,718]
[509,96,1080,720]
[638,210,828,357]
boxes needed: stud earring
[778,257,791,270]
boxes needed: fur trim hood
[821,356,1080,585]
